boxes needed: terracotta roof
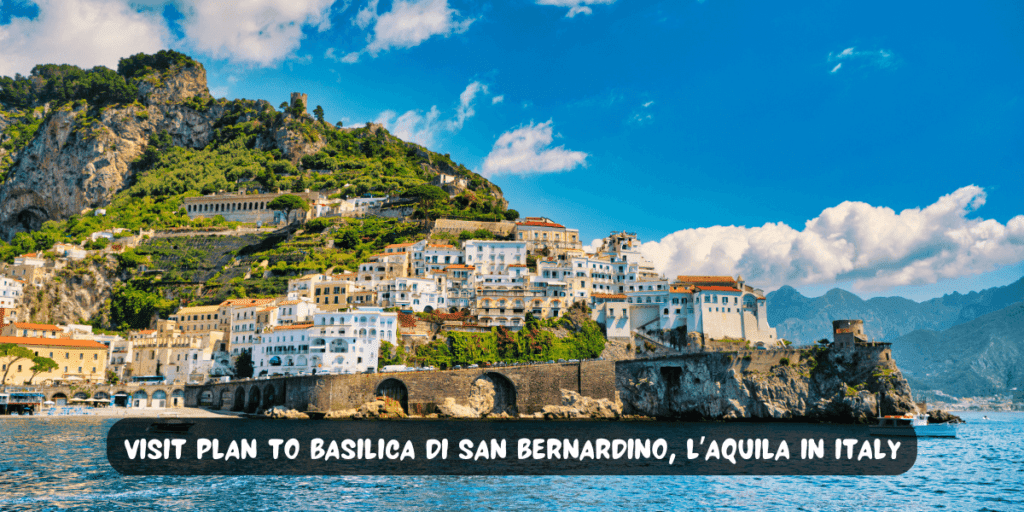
[695,285,741,293]
[517,221,565,228]
[278,300,301,305]
[259,306,276,312]
[592,293,627,300]
[670,285,694,294]
[134,329,157,334]
[508,264,527,267]
[220,298,276,307]
[0,335,107,349]
[10,322,62,331]
[19,253,41,258]
[445,264,476,270]
[676,275,737,284]
[426,243,455,248]
[271,323,313,331]
[175,305,222,314]
[386,242,415,248]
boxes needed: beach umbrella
[43,401,55,405]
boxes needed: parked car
[467,364,479,369]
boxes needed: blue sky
[1,0,1022,301]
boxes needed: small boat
[148,412,195,434]
[869,413,957,438]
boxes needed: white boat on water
[869,413,958,438]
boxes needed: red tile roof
[220,298,276,307]
[592,293,627,300]
[676,275,736,284]
[695,285,741,293]
[278,300,302,305]
[272,323,313,331]
[0,335,107,349]
[445,264,476,270]
[670,285,695,294]
[517,221,565,228]
[10,322,61,331]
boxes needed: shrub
[779,357,791,366]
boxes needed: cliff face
[0,62,327,240]
[617,345,916,423]
[16,256,120,325]
[0,64,222,239]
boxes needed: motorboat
[869,413,957,438]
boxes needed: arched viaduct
[185,360,616,415]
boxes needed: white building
[300,307,397,375]
[463,240,527,275]
[0,276,24,309]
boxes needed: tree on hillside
[0,344,36,385]
[314,105,325,123]
[234,351,254,379]
[504,209,519,221]
[110,285,173,331]
[27,356,59,384]
[267,194,310,224]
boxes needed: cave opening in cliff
[15,207,49,233]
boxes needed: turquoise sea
[0,412,1021,511]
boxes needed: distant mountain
[890,302,1024,397]
[766,276,1024,344]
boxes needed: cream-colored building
[2,322,63,339]
[183,190,321,225]
[169,305,226,335]
[0,336,108,385]
[513,217,581,256]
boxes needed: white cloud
[176,0,336,66]
[344,0,474,62]
[491,95,504,104]
[639,186,1024,293]
[629,99,654,125]
[536,0,615,18]
[0,0,170,76]
[827,46,896,74]
[481,120,588,177]
[374,81,489,147]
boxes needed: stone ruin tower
[832,319,867,351]
[290,92,308,112]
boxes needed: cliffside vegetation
[411,304,606,368]
[0,50,512,271]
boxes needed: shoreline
[0,408,243,419]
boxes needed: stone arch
[51,392,68,406]
[132,390,148,408]
[200,390,213,407]
[262,384,277,410]
[113,391,130,407]
[219,389,232,409]
[232,386,245,411]
[151,390,167,408]
[246,386,261,414]
[375,378,409,414]
[423,305,433,313]
[94,391,109,401]
[473,373,518,416]
[73,392,89,400]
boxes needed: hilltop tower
[832,319,867,350]
[290,92,308,111]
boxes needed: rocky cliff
[0,60,327,240]
[15,256,120,325]
[617,345,916,423]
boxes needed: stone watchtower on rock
[290,92,308,112]
[832,319,867,350]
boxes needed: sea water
[0,412,1021,511]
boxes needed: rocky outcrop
[15,256,119,325]
[542,389,622,419]
[352,397,407,419]
[617,346,917,424]
[264,406,309,419]
[928,409,964,424]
